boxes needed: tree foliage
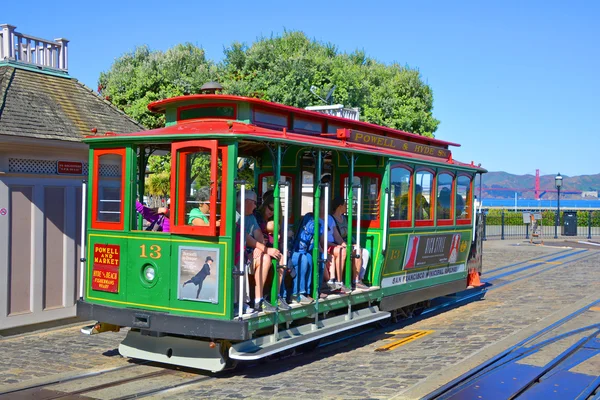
[99,31,440,195]
[99,44,218,129]
[100,31,439,136]
[220,31,438,136]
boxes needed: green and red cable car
[77,91,486,372]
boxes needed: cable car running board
[229,306,390,361]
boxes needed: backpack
[292,213,316,253]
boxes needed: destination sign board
[342,129,450,159]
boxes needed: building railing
[481,208,600,240]
[0,24,68,71]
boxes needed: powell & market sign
[342,129,451,159]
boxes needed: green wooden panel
[126,236,171,308]
[168,240,231,320]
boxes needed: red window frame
[436,171,455,226]
[415,168,435,227]
[258,172,296,223]
[389,164,413,228]
[217,145,229,237]
[91,148,126,231]
[176,103,237,122]
[340,172,381,229]
[169,140,219,236]
[456,174,473,225]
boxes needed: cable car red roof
[147,94,460,149]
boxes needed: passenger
[135,199,170,232]
[330,196,370,291]
[237,190,281,313]
[286,211,323,305]
[437,187,452,219]
[415,184,430,219]
[188,187,211,226]
[324,199,351,294]
[253,193,291,311]
[189,187,220,227]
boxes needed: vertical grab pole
[282,183,289,267]
[355,185,362,264]
[238,184,246,319]
[271,145,282,306]
[345,156,354,285]
[79,180,87,300]
[382,188,389,252]
[312,150,322,328]
[323,183,329,273]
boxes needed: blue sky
[4,0,599,176]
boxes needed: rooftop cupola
[0,24,69,72]
[200,81,223,94]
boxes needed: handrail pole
[323,183,329,279]
[282,183,289,266]
[271,145,282,306]
[79,180,87,299]
[382,188,389,252]
[312,150,322,305]
[345,156,354,285]
[238,184,246,319]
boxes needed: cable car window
[390,165,412,227]
[259,173,295,222]
[178,104,236,121]
[457,175,472,221]
[436,172,454,221]
[292,117,323,134]
[170,140,220,236]
[253,108,288,129]
[92,148,126,230]
[343,173,380,224]
[415,170,434,222]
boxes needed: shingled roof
[0,65,144,142]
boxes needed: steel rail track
[422,297,600,400]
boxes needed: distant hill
[482,172,600,200]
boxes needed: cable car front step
[229,306,390,360]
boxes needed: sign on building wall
[57,161,83,175]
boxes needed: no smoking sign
[0,208,7,216]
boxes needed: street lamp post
[554,173,562,239]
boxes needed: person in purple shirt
[135,200,170,232]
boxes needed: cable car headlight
[144,266,156,282]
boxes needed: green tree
[99,31,440,189]
[98,44,218,129]
[220,31,439,136]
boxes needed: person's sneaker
[327,280,338,290]
[278,297,291,311]
[243,304,258,316]
[336,282,352,294]
[298,294,314,305]
[337,284,352,294]
[260,300,277,313]
[354,281,369,291]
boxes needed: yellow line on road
[375,330,434,352]
[543,261,562,264]
[590,307,600,312]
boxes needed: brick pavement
[0,239,598,399]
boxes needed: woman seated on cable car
[188,187,220,227]
[330,196,370,291]
[253,192,292,311]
